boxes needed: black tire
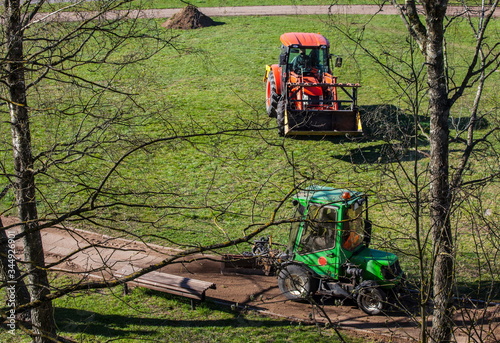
[278,264,318,301]
[357,286,386,315]
[276,99,285,136]
[266,72,280,118]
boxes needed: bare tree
[1,2,286,342]
[4,0,57,339]
[0,1,177,341]
[326,1,499,342]
[0,216,30,321]
[392,2,499,341]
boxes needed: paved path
[1,215,417,342]
[33,5,498,22]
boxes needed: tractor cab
[278,185,404,314]
[287,186,372,279]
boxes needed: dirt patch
[162,5,220,30]
[3,216,498,343]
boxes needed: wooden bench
[114,266,216,309]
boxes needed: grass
[5,9,499,262]
[0,280,367,343]
[141,0,357,8]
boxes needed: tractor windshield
[342,201,366,251]
[298,204,337,253]
[288,47,329,74]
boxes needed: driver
[292,48,312,73]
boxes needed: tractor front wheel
[278,264,317,301]
[356,286,386,315]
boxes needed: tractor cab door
[294,203,346,279]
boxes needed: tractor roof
[294,185,363,206]
[280,32,330,48]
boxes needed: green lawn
[0,5,498,342]
[0,281,366,343]
[4,8,498,280]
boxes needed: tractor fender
[264,64,283,96]
[353,280,381,294]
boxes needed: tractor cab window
[289,47,328,74]
[287,203,305,253]
[298,204,337,253]
[342,201,366,251]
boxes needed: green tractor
[278,185,404,315]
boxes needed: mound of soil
[162,5,217,29]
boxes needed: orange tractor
[264,32,363,136]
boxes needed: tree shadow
[331,142,429,164]
[55,300,292,338]
[360,104,488,140]
[359,104,422,141]
[286,104,430,164]
[331,104,431,164]
[293,104,487,165]
[456,280,500,304]
[284,104,421,142]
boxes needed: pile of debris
[162,5,218,30]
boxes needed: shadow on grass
[285,104,430,164]
[290,104,488,164]
[330,142,429,164]
[359,104,487,139]
[337,104,430,164]
[55,301,292,338]
[456,280,500,304]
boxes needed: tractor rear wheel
[356,286,386,315]
[266,72,280,118]
[278,264,317,301]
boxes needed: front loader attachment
[283,108,362,136]
[279,81,363,137]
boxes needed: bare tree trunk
[5,0,56,341]
[0,217,31,322]
[423,1,455,342]
[391,1,456,340]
